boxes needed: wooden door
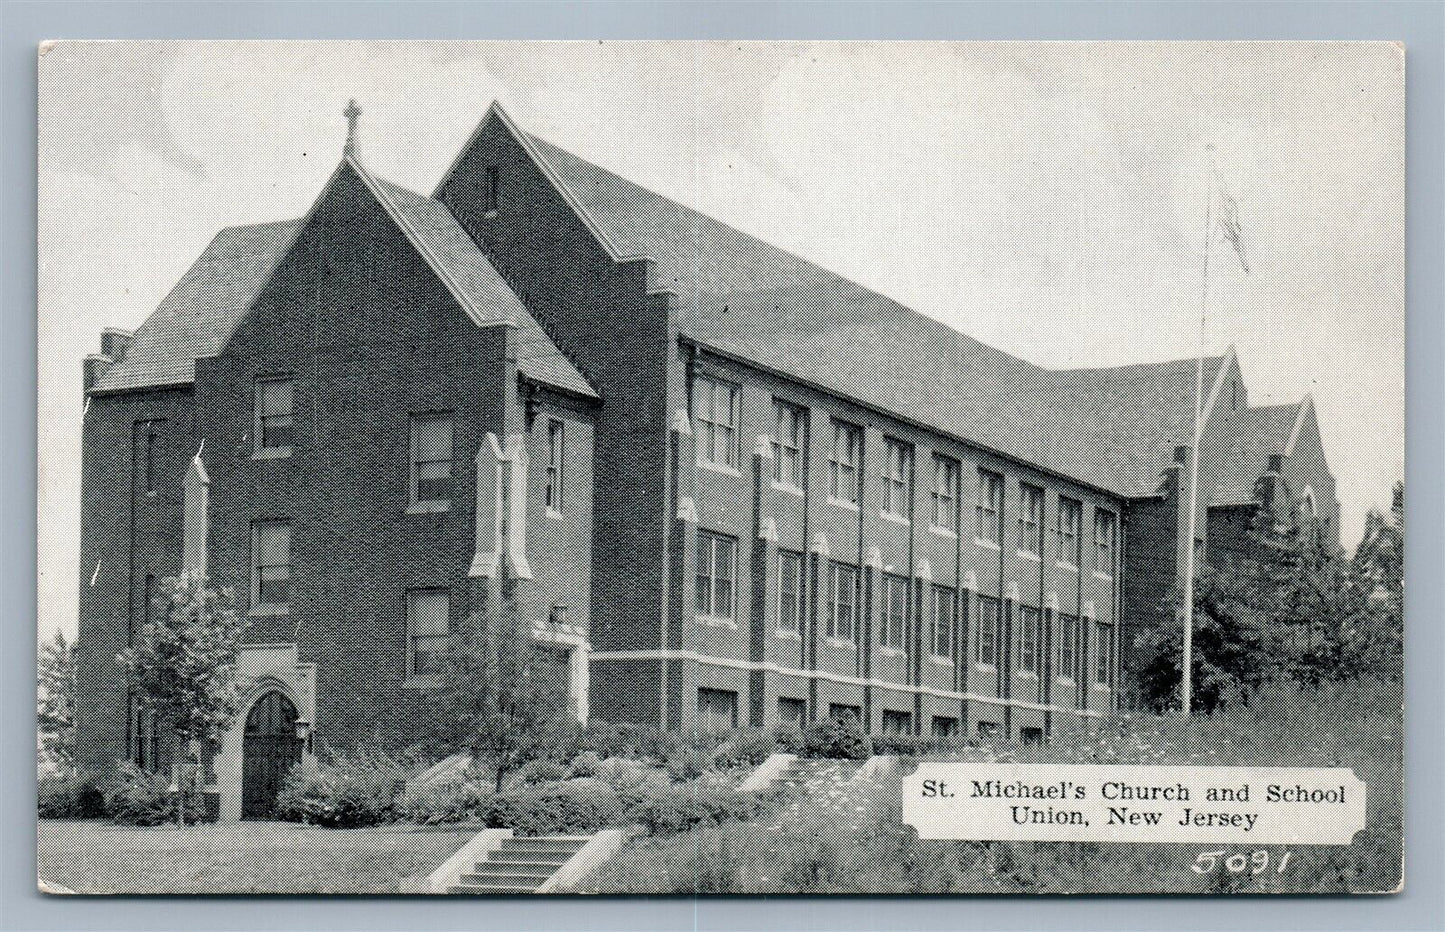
[241,691,301,819]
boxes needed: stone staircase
[448,835,590,894]
[771,756,863,791]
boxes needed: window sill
[929,525,958,539]
[1055,675,1077,685]
[699,616,738,629]
[771,481,805,497]
[974,537,1001,551]
[248,604,289,618]
[402,675,442,690]
[880,646,906,658]
[880,511,911,527]
[828,496,860,512]
[1093,570,1114,582]
[929,655,955,666]
[406,500,450,515]
[974,661,997,673]
[1093,683,1112,692]
[546,507,565,521]
[775,628,802,641]
[697,459,742,479]
[483,209,498,220]
[252,446,293,461]
[1017,670,1039,680]
[824,636,856,649]
[1056,561,1078,573]
[1017,549,1041,562]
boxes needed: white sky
[38,41,1403,640]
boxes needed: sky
[37,41,1403,640]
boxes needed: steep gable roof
[1208,400,1306,507]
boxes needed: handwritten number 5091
[1191,850,1292,874]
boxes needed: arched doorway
[241,690,302,819]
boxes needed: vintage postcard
[37,40,1403,895]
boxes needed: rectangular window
[697,688,738,733]
[692,374,740,469]
[976,469,1004,543]
[407,588,449,678]
[484,165,500,213]
[777,549,804,634]
[1096,621,1115,686]
[976,595,1001,665]
[548,604,569,628]
[254,377,294,452]
[829,703,861,724]
[977,720,1000,738]
[931,584,956,658]
[1094,509,1116,573]
[772,401,806,489]
[932,716,960,738]
[1018,605,1042,674]
[778,697,807,728]
[1020,726,1044,744]
[882,438,912,519]
[1059,613,1080,681]
[133,419,164,493]
[1018,484,1044,555]
[695,530,737,622]
[881,709,912,735]
[826,562,857,641]
[829,420,862,504]
[545,418,565,513]
[129,697,159,772]
[251,521,291,608]
[1057,497,1082,566]
[931,455,959,532]
[880,573,909,651]
[410,414,454,505]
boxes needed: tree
[435,587,568,792]
[117,572,250,825]
[1343,481,1404,680]
[37,629,77,775]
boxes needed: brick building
[74,102,1337,819]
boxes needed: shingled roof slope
[1207,402,1303,507]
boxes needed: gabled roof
[1208,401,1307,507]
[94,159,595,400]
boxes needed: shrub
[37,771,105,819]
[665,746,712,781]
[801,717,872,760]
[395,778,488,825]
[274,754,402,828]
[568,750,605,778]
[482,781,621,836]
[515,758,569,785]
[871,734,936,756]
[629,784,763,836]
[772,725,806,755]
[105,762,208,826]
[711,729,775,769]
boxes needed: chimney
[100,327,133,362]
[343,98,360,158]
[83,354,113,392]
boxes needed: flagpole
[1181,145,1215,719]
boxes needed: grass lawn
[37,819,477,894]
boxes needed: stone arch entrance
[241,689,303,819]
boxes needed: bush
[772,725,806,755]
[801,717,872,760]
[568,750,605,778]
[395,778,489,825]
[37,772,105,819]
[104,762,209,826]
[711,729,775,769]
[275,754,402,828]
[629,784,763,836]
[665,746,711,781]
[483,781,621,836]
[870,734,937,756]
[515,758,570,785]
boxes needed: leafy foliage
[482,781,621,837]
[274,752,404,828]
[629,784,764,836]
[801,716,872,760]
[105,761,209,826]
[37,771,105,819]
[37,629,77,775]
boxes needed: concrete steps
[446,835,588,894]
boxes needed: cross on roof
[343,99,361,156]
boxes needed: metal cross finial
[343,99,361,156]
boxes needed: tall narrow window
[410,414,454,505]
[1059,613,1080,681]
[882,439,912,519]
[976,470,1004,544]
[545,418,565,514]
[931,455,959,532]
[407,588,450,678]
[881,573,908,650]
[976,595,1000,665]
[827,562,857,641]
[133,419,164,493]
[772,401,806,489]
[695,530,737,622]
[1095,620,1115,686]
[692,374,740,469]
[1093,509,1116,574]
[254,377,294,452]
[251,521,291,609]
[1018,605,1041,674]
[1018,484,1045,555]
[1057,497,1082,566]
[129,698,158,772]
[778,549,804,634]
[829,420,862,504]
[484,166,500,213]
[931,584,956,658]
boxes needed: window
[697,688,738,733]
[692,374,740,469]
[407,588,449,678]
[778,697,807,728]
[410,414,454,505]
[1020,726,1044,744]
[254,377,294,452]
[1018,484,1044,555]
[772,401,806,488]
[139,573,157,632]
[1095,621,1115,686]
[545,419,565,513]
[695,531,737,622]
[882,438,912,519]
[778,549,804,634]
[1093,509,1116,574]
[881,709,912,735]
[881,573,908,650]
[548,605,569,628]
[931,455,959,532]
[1057,497,1082,566]
[976,595,1001,665]
[931,584,956,658]
[977,720,1000,738]
[1059,613,1080,680]
[484,165,500,213]
[129,698,159,772]
[133,420,163,493]
[826,561,857,641]
[976,469,1004,543]
[829,703,861,724]
[829,420,862,504]
[1018,605,1042,674]
[251,521,291,608]
[932,716,960,738]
